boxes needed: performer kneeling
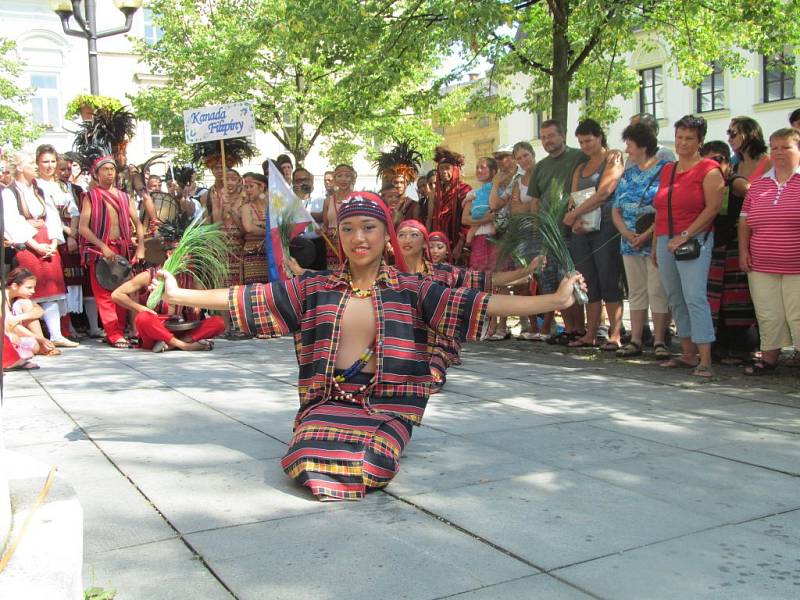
[157,192,583,501]
[111,268,224,352]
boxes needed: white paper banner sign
[183,101,255,144]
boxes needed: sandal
[691,365,714,378]
[653,342,671,360]
[152,341,168,353]
[4,360,40,371]
[568,338,599,348]
[616,341,642,358]
[743,360,777,376]
[111,339,132,349]
[487,329,510,341]
[660,357,698,369]
[602,341,622,352]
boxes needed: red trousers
[3,334,21,368]
[89,261,128,344]
[134,313,225,350]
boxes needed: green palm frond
[147,222,230,309]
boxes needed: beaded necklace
[347,273,374,298]
[334,345,375,382]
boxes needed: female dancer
[397,219,539,389]
[158,192,582,501]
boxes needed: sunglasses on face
[708,155,725,163]
[726,129,739,137]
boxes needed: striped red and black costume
[228,263,490,501]
[80,186,134,344]
[425,261,493,378]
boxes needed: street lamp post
[49,0,144,95]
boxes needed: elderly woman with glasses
[652,115,724,378]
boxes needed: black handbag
[666,162,709,261]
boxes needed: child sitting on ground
[4,268,58,361]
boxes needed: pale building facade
[2,0,375,192]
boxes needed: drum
[144,192,181,228]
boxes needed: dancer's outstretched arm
[158,270,229,311]
[487,273,583,316]
[491,255,543,287]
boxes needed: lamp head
[113,0,143,16]
[48,0,74,17]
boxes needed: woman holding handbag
[611,122,670,359]
[652,115,724,377]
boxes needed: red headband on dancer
[397,219,430,259]
[91,155,116,175]
[337,192,407,272]
[427,230,452,262]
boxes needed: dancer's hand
[525,255,545,274]
[157,269,179,302]
[555,272,585,308]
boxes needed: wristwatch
[680,230,689,238]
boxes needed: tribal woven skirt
[282,383,413,501]
[223,231,244,286]
[242,238,268,284]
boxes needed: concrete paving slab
[466,421,681,470]
[113,457,346,533]
[406,470,718,571]
[73,466,177,555]
[575,451,800,522]
[2,408,83,448]
[588,409,767,451]
[5,439,115,485]
[439,574,594,599]
[391,434,553,496]
[421,400,558,435]
[687,401,800,434]
[700,428,800,475]
[741,508,800,547]
[83,538,233,600]
[554,523,800,599]
[186,495,538,600]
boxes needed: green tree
[457,0,800,128]
[0,38,44,149]
[131,0,476,164]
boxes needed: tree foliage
[132,0,482,163]
[456,0,800,127]
[0,37,44,150]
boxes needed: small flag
[265,160,314,280]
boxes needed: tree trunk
[550,0,571,129]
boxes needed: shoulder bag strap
[635,164,666,210]
[666,162,678,238]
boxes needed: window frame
[696,63,725,113]
[638,66,664,119]
[763,53,796,103]
[142,8,165,46]
[30,71,61,129]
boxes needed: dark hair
[575,119,607,147]
[324,170,334,176]
[243,172,267,186]
[540,119,565,136]
[700,141,731,162]
[789,108,800,125]
[148,174,162,182]
[426,169,437,179]
[226,168,241,178]
[261,159,270,176]
[729,116,767,159]
[631,113,659,135]
[293,167,312,179]
[512,141,535,157]
[35,144,58,163]
[674,114,707,142]
[334,164,356,175]
[276,154,293,167]
[622,122,658,157]
[478,156,498,175]
[6,267,35,287]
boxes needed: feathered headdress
[433,145,465,167]
[191,138,256,168]
[72,106,136,174]
[165,166,196,187]
[374,140,423,185]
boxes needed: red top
[653,159,719,236]
[742,169,800,274]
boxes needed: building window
[151,128,164,150]
[30,73,60,129]
[638,66,663,118]
[477,115,490,128]
[696,63,725,112]
[143,8,164,45]
[763,53,795,103]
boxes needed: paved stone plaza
[3,337,800,599]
